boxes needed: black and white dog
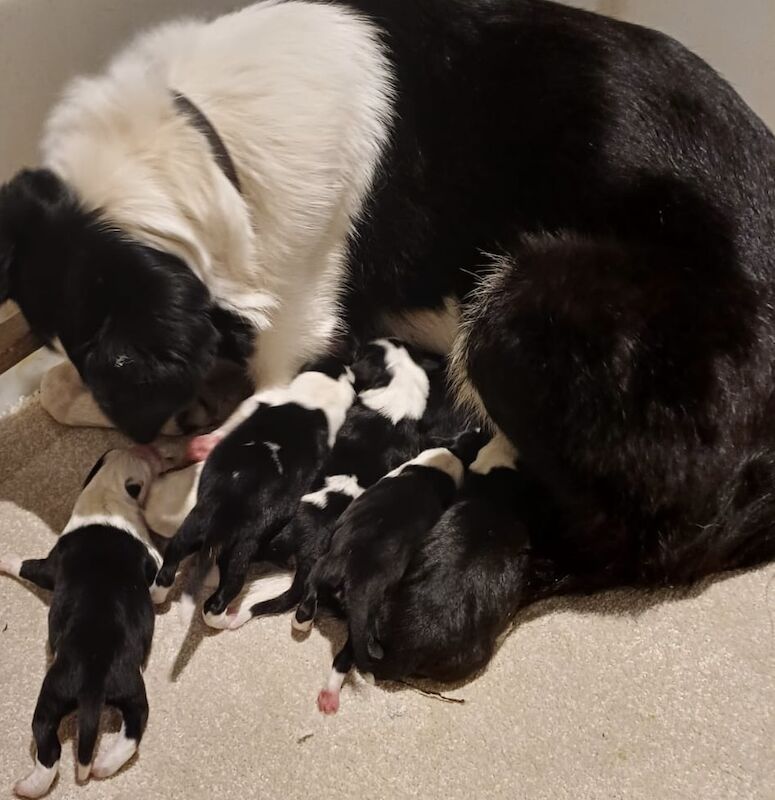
[2,1,774,602]
[297,432,484,714]
[0,448,162,798]
[151,359,356,627]
[227,337,460,628]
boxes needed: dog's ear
[0,168,73,304]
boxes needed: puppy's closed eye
[125,480,143,500]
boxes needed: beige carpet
[0,396,773,800]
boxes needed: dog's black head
[0,168,220,442]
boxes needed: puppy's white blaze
[386,448,465,488]
[470,431,518,475]
[14,759,59,799]
[302,474,365,509]
[292,617,313,633]
[264,441,284,474]
[228,572,295,629]
[92,724,137,778]
[150,582,171,605]
[43,1,394,389]
[0,554,23,577]
[76,762,90,783]
[359,339,430,424]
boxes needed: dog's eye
[125,480,143,500]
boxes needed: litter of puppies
[1,339,535,795]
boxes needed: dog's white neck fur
[41,1,394,389]
[63,482,161,566]
[360,339,431,424]
[470,432,518,475]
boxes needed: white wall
[0,0,249,181]
[563,0,775,129]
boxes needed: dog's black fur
[360,448,546,682]
[296,432,486,695]
[244,339,462,623]
[152,359,355,620]
[0,451,158,792]
[0,169,253,443]
[2,0,774,599]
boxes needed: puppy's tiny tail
[76,682,105,781]
[247,570,305,620]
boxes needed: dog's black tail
[248,569,306,619]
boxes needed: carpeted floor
[0,396,773,800]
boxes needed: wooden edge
[0,310,41,375]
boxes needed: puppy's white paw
[0,554,23,578]
[92,726,137,779]
[202,609,232,630]
[13,759,58,798]
[150,582,171,605]
[292,616,313,633]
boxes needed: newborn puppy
[0,448,162,798]
[363,433,536,683]
[228,338,452,628]
[297,431,485,714]
[151,358,355,627]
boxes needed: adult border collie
[1,0,775,591]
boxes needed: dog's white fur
[359,339,431,424]
[62,449,163,566]
[42,0,394,390]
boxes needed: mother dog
[1,0,775,592]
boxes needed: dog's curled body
[0,0,773,592]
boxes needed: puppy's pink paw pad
[317,690,340,715]
[186,434,222,463]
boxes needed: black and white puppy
[0,448,162,798]
[297,432,484,714]
[151,359,355,627]
[361,434,536,683]
[226,337,456,628]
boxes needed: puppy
[359,434,538,683]
[0,448,162,798]
[297,431,485,714]
[227,338,457,628]
[151,358,355,627]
